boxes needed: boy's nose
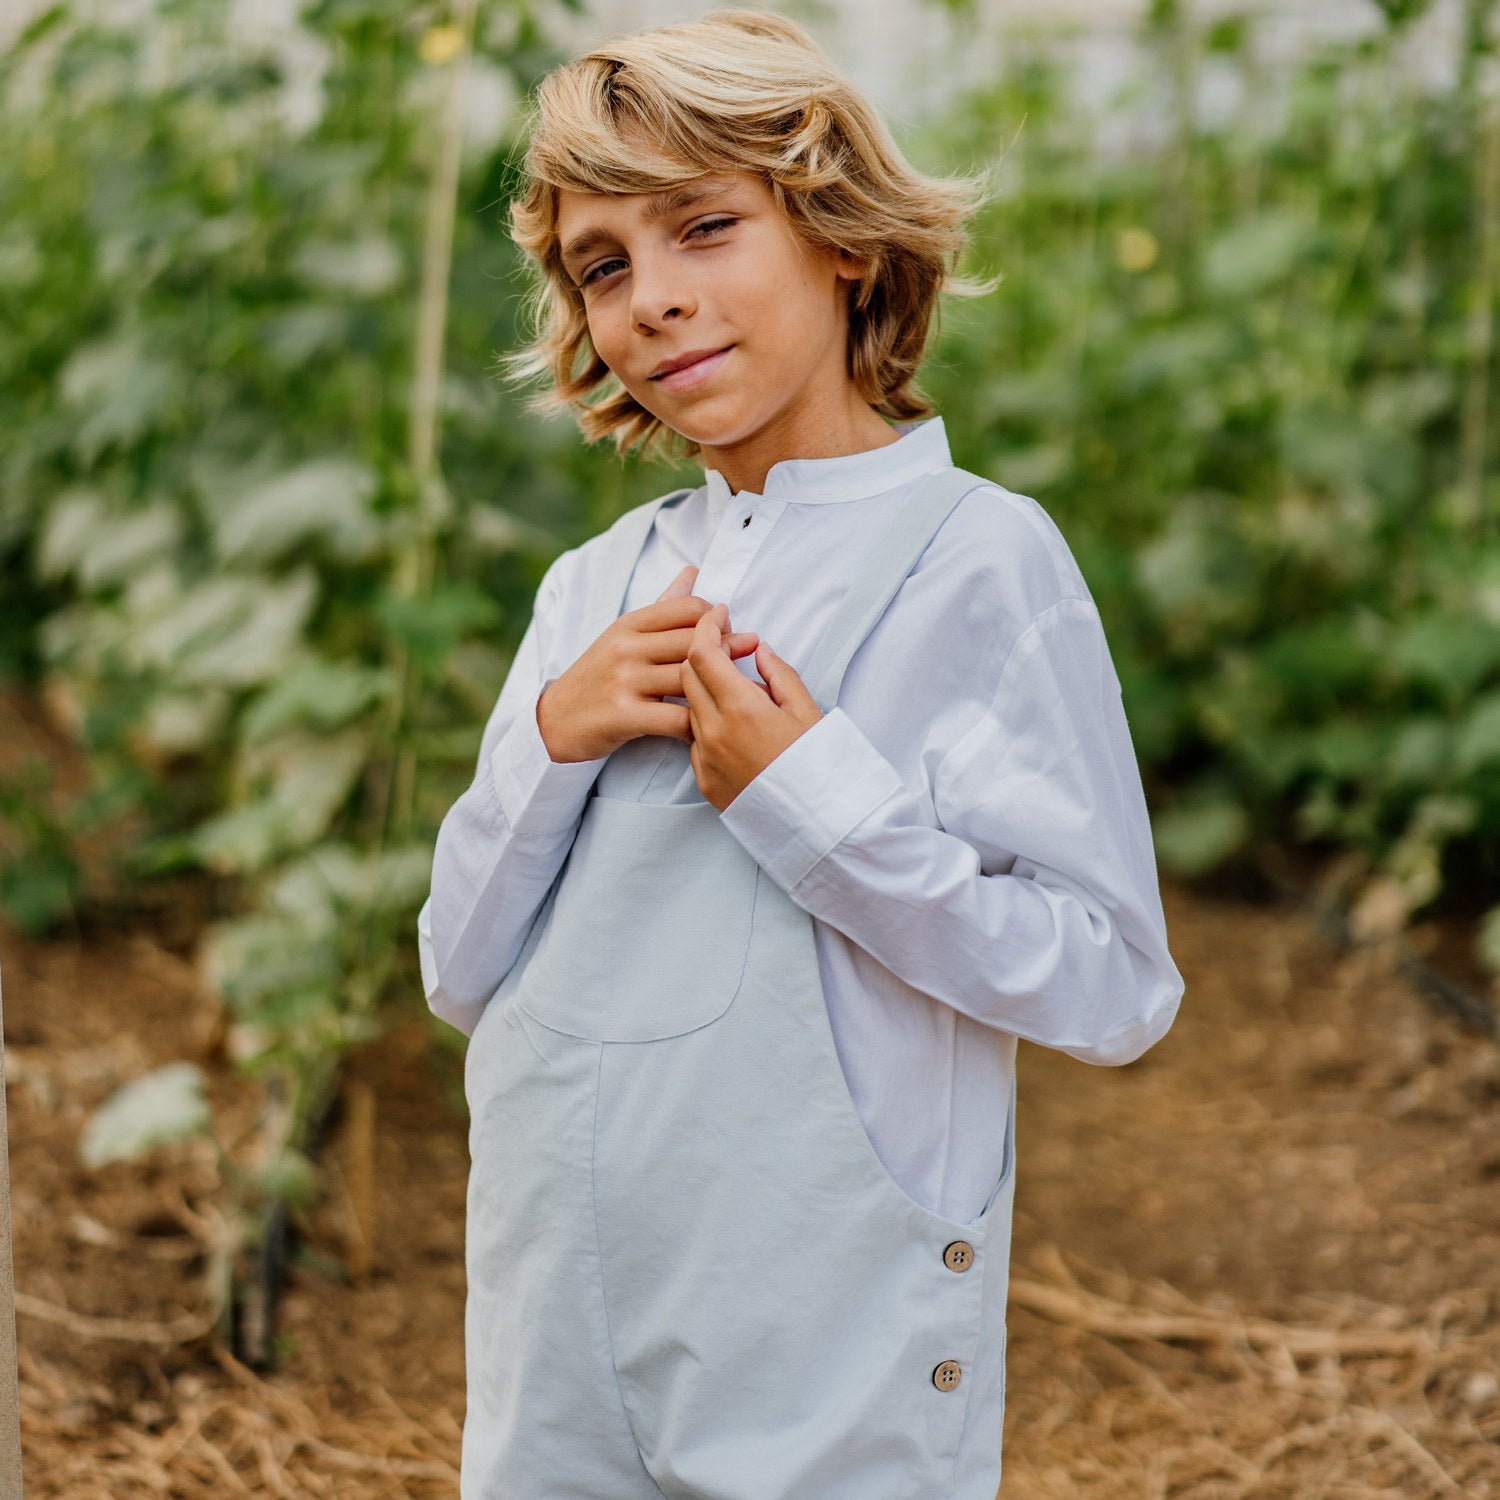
[631,262,695,331]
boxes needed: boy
[418,10,1184,1497]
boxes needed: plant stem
[378,0,481,861]
[408,1,479,494]
[1460,70,1500,539]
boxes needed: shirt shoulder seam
[960,479,1089,608]
[991,593,1101,689]
[935,595,1105,794]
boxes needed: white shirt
[418,414,1184,1222]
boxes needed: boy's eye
[578,217,737,289]
[580,257,626,288]
[687,216,737,240]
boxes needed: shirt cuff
[718,706,907,893]
[491,679,610,840]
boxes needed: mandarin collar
[701,414,951,510]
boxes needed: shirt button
[943,1240,974,1272]
[932,1360,962,1391]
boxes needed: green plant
[9,0,1500,1369]
[924,5,1500,965]
[1,0,686,1365]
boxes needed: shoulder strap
[573,487,696,655]
[799,466,989,713]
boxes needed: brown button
[943,1240,974,1272]
[933,1360,962,1391]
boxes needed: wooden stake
[0,962,24,1500]
[344,1078,376,1285]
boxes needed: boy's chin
[628,395,714,441]
[651,402,775,450]
[646,412,740,447]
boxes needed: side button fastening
[943,1240,974,1272]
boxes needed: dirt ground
[7,859,1500,1496]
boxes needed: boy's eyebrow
[559,179,738,273]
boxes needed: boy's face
[555,168,870,461]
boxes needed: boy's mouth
[649,345,734,390]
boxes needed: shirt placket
[637,492,789,802]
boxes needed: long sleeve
[717,595,1184,1064]
[418,551,610,1037]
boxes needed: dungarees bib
[462,466,1018,1499]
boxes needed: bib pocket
[514,794,760,1043]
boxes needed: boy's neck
[700,403,903,498]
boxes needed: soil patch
[6,871,1499,1496]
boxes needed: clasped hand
[534,562,823,812]
[672,566,824,812]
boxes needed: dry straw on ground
[8,866,1500,1496]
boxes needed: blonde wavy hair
[496,7,1001,467]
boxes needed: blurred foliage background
[1,0,1498,1359]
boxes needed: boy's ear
[835,246,871,281]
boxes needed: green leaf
[1134,494,1259,635]
[1277,404,1368,492]
[1118,321,1236,394]
[57,334,185,464]
[34,489,107,581]
[186,800,300,876]
[79,1062,212,1170]
[1306,715,1384,781]
[1455,691,1500,773]
[74,503,185,590]
[268,842,433,922]
[0,852,78,936]
[1478,905,1500,979]
[13,3,66,50]
[1150,796,1250,875]
[137,569,320,688]
[258,304,351,366]
[1260,623,1383,716]
[202,912,342,1013]
[240,660,397,744]
[291,236,404,298]
[253,1147,319,1211]
[189,727,368,872]
[0,234,44,289]
[1370,0,1435,27]
[1386,613,1500,699]
[0,761,82,935]
[1201,210,1318,299]
[1384,716,1453,787]
[1204,15,1248,52]
[212,459,382,566]
[375,583,502,673]
[136,688,233,756]
[1360,371,1454,434]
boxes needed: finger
[628,594,716,636]
[635,622,723,664]
[653,564,699,604]
[633,609,748,665]
[679,649,714,723]
[636,661,697,699]
[755,640,816,712]
[636,701,692,742]
[684,608,740,711]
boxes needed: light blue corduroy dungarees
[462,465,1018,1499]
